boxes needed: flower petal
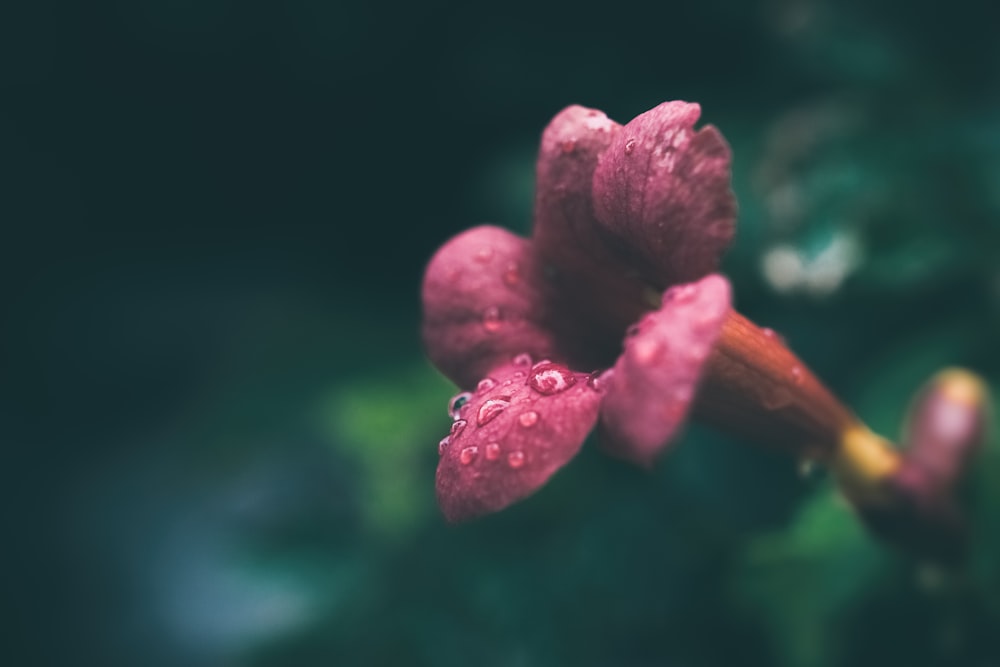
[592,101,736,288]
[422,225,561,389]
[436,359,603,522]
[531,106,652,356]
[599,273,732,467]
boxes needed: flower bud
[903,368,990,489]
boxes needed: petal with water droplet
[422,226,563,388]
[436,361,601,522]
[599,274,731,467]
[592,101,736,288]
[518,410,539,428]
[512,353,533,367]
[476,377,498,394]
[476,397,511,426]
[448,392,473,419]
[528,361,577,395]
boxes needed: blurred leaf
[732,487,888,667]
[321,363,453,540]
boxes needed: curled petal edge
[592,101,737,288]
[599,273,732,468]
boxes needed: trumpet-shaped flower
[421,100,988,564]
[423,102,745,521]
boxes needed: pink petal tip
[599,274,732,467]
[592,101,736,288]
[436,357,603,522]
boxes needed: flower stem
[693,310,866,461]
[690,309,980,562]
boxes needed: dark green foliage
[7,0,999,665]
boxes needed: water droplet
[482,306,502,332]
[587,369,612,392]
[790,366,804,385]
[518,411,539,428]
[502,262,520,287]
[560,139,577,154]
[512,353,532,367]
[507,451,525,468]
[450,419,467,438]
[438,437,450,456]
[476,378,497,395]
[448,392,473,419]
[624,138,636,155]
[477,398,511,426]
[529,362,577,395]
[485,442,501,460]
[761,327,787,344]
[459,446,478,465]
[474,247,494,263]
[798,459,817,478]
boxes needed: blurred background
[4,0,1000,665]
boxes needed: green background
[6,0,1000,665]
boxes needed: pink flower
[419,99,992,569]
[422,101,758,522]
[420,100,987,550]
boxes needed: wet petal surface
[599,273,732,467]
[436,358,603,522]
[592,101,736,289]
[422,226,561,388]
